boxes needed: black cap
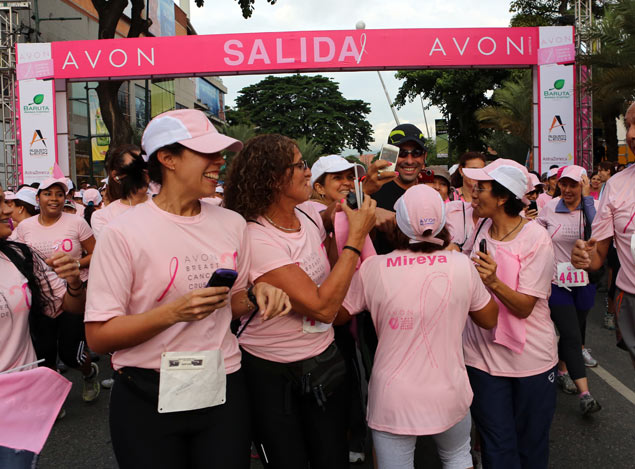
[387,123,427,150]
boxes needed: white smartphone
[379,144,400,172]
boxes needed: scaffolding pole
[575,0,594,172]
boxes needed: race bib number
[158,350,225,413]
[302,316,331,334]
[557,262,589,288]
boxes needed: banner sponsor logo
[22,94,50,114]
[547,115,567,142]
[543,79,572,99]
[29,129,49,157]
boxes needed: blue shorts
[549,283,596,311]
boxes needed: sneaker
[349,451,365,464]
[580,393,602,415]
[582,348,598,367]
[101,378,114,389]
[556,373,578,394]
[603,312,616,330]
[82,362,101,402]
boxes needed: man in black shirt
[371,123,428,254]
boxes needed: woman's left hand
[46,252,82,287]
[253,282,292,320]
[524,208,538,220]
[581,174,591,197]
[473,251,499,288]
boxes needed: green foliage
[485,130,531,164]
[394,69,510,157]
[234,75,373,154]
[509,1,605,27]
[220,123,259,143]
[295,136,324,167]
[194,0,277,19]
[475,70,533,147]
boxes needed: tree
[509,1,606,27]
[234,75,373,154]
[475,70,533,148]
[394,69,510,157]
[295,136,324,167]
[91,0,277,149]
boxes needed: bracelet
[67,281,84,291]
[66,285,84,297]
[343,245,361,256]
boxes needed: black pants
[110,368,250,469]
[31,311,87,370]
[241,348,349,469]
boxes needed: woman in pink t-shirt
[13,178,100,403]
[84,110,290,469]
[589,171,601,200]
[1,184,86,467]
[339,184,498,469]
[91,144,148,240]
[536,166,602,415]
[450,151,487,203]
[463,159,558,469]
[224,134,376,469]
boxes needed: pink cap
[82,188,102,206]
[462,158,530,201]
[558,165,587,182]
[4,190,16,200]
[38,177,68,194]
[394,185,446,245]
[528,173,543,190]
[141,109,243,161]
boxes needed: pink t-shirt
[536,196,598,281]
[85,199,249,373]
[238,201,334,363]
[14,213,93,282]
[343,250,491,435]
[463,220,558,377]
[536,192,552,212]
[90,199,131,239]
[445,200,477,247]
[1,253,66,371]
[591,164,635,294]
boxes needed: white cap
[547,167,559,178]
[65,178,74,191]
[310,155,366,187]
[14,187,38,207]
[463,158,531,202]
[449,163,459,176]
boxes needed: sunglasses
[398,148,425,158]
[289,160,309,171]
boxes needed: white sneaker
[82,362,101,402]
[349,451,365,464]
[582,348,598,367]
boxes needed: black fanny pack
[287,342,347,410]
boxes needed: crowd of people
[1,103,634,469]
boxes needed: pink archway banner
[50,27,542,80]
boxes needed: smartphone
[528,200,538,212]
[379,144,400,172]
[346,191,359,210]
[207,268,238,289]
[419,168,435,184]
[479,239,487,255]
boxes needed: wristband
[67,281,84,291]
[343,245,361,256]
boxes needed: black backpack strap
[294,206,319,228]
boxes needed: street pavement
[38,291,635,468]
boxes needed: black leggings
[109,368,250,469]
[241,348,349,469]
[550,304,588,380]
[31,311,87,371]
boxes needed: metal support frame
[0,2,28,189]
[575,0,594,171]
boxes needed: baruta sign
[47,28,540,80]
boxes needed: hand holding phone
[479,239,487,256]
[528,200,538,212]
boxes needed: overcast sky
[188,0,514,152]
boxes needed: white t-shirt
[343,250,490,435]
[85,199,249,373]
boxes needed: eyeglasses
[398,148,425,158]
[289,159,309,171]
[472,185,491,194]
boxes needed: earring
[114,176,119,181]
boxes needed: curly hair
[224,134,298,219]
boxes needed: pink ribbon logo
[156,257,179,302]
